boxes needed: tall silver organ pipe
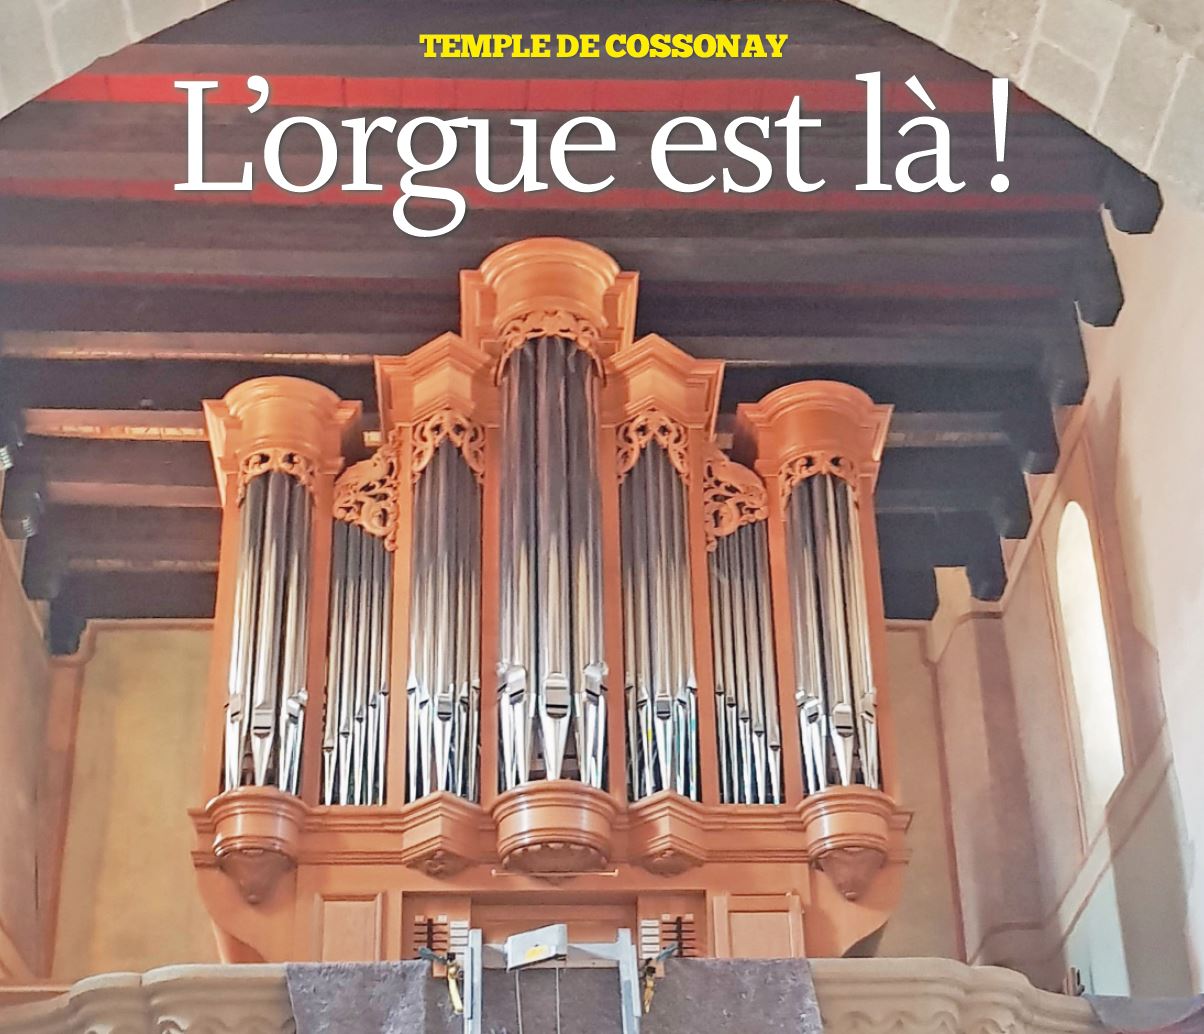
[621,441,698,800]
[497,338,607,791]
[405,440,481,803]
[322,520,393,805]
[784,468,879,792]
[223,468,313,794]
[708,519,782,804]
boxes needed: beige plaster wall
[929,597,1055,982]
[1076,199,1204,990]
[0,488,52,980]
[875,625,963,960]
[929,199,1204,995]
[52,625,218,982]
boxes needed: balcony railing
[0,958,1100,1034]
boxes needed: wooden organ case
[190,239,911,965]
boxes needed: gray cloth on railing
[286,957,824,1034]
[286,962,459,1034]
[1087,995,1204,1034]
[646,958,824,1034]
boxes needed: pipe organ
[191,239,910,965]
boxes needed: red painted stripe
[0,177,1100,212]
[36,73,1047,115]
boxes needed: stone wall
[0,0,1202,207]
[854,0,1204,206]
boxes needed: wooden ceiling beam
[879,567,940,622]
[53,570,218,624]
[3,359,376,410]
[720,363,1061,418]
[0,280,1068,336]
[2,329,1049,369]
[876,510,1006,601]
[20,437,213,484]
[0,235,1086,293]
[876,446,1033,540]
[1,331,385,363]
[46,482,217,508]
[27,408,1012,448]
[1103,159,1163,234]
[46,504,219,568]
[16,399,1033,458]
[0,197,1105,246]
[23,409,206,441]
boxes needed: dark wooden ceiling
[0,0,1160,651]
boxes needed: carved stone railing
[0,964,294,1034]
[0,958,1099,1034]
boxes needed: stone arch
[0,0,1201,206]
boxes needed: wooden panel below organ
[316,893,387,963]
[715,894,805,960]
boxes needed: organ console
[190,238,910,964]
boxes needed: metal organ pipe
[277,476,311,796]
[537,343,572,781]
[224,472,265,792]
[250,471,288,786]
[223,467,313,794]
[753,520,784,804]
[497,338,607,792]
[783,469,880,792]
[322,520,348,804]
[621,436,698,801]
[787,483,826,795]
[402,439,482,803]
[321,445,408,806]
[836,478,879,790]
[707,519,782,804]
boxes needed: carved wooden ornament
[778,451,859,503]
[495,309,605,383]
[237,448,318,502]
[411,407,487,484]
[702,444,769,548]
[816,846,887,901]
[332,434,402,550]
[616,407,691,481]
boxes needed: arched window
[1055,502,1125,827]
